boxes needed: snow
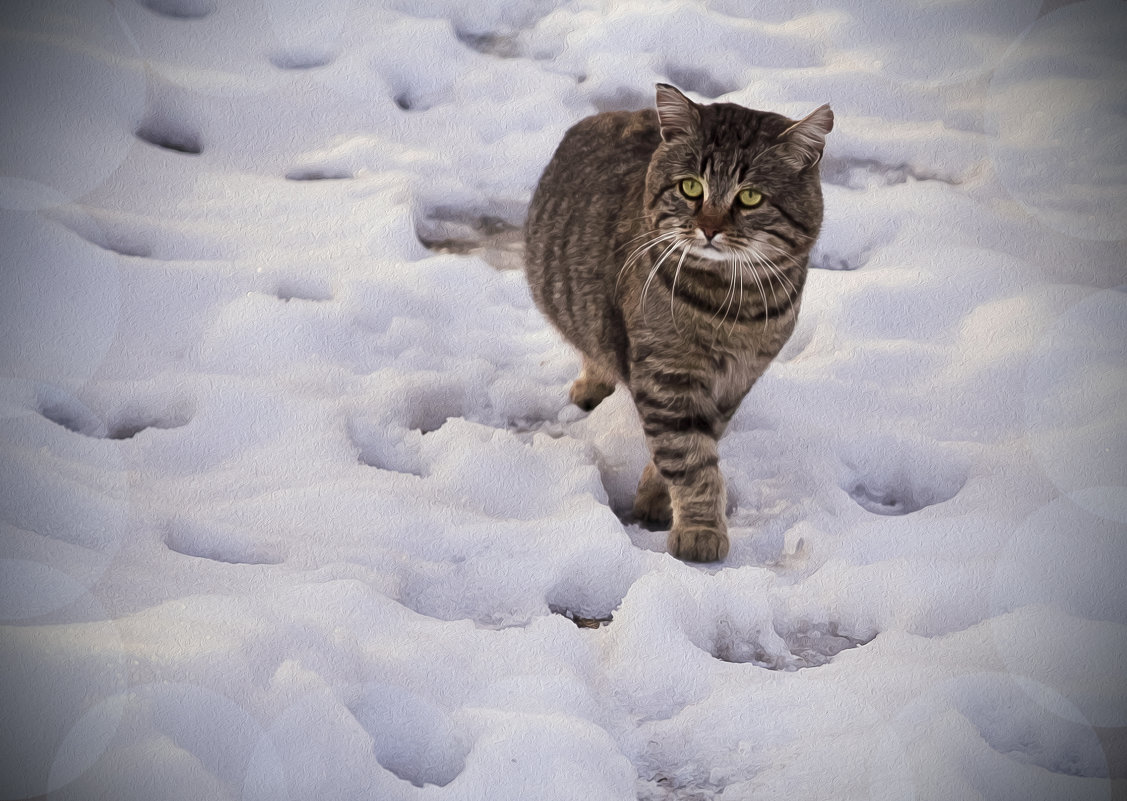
[1,0,1124,798]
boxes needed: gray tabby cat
[525,84,832,562]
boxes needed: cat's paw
[668,526,729,563]
[633,461,672,526]
[569,376,614,411]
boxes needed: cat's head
[644,84,832,269]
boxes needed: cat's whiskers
[741,237,800,311]
[611,218,672,263]
[620,230,678,270]
[726,257,740,328]
[640,238,684,324]
[732,253,745,337]
[756,251,798,300]
[724,255,743,333]
[710,251,739,332]
[615,225,670,255]
[616,230,680,296]
[668,237,693,337]
[705,256,737,350]
[756,252,782,316]
[754,240,803,293]
[738,251,772,331]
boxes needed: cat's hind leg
[633,460,672,526]
[569,355,617,411]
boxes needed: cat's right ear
[655,83,699,142]
[775,104,834,170]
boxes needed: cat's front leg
[632,386,728,562]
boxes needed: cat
[524,84,832,562]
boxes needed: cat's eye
[679,178,704,199]
[737,188,764,208]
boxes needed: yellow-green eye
[737,188,764,208]
[679,177,704,199]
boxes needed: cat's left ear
[655,83,700,142]
[776,105,834,170]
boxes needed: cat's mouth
[688,241,733,263]
[658,230,756,267]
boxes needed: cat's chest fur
[711,344,760,414]
[701,316,797,417]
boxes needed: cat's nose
[697,211,724,242]
[699,224,721,242]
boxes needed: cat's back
[525,108,660,287]
[525,108,660,378]
[532,108,660,201]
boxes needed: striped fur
[525,84,832,561]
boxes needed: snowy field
[2,0,1125,798]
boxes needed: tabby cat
[525,84,832,561]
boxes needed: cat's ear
[776,104,834,170]
[655,83,699,142]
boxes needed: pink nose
[696,210,723,241]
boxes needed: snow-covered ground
[2,0,1125,798]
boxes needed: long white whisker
[711,254,737,330]
[721,256,739,336]
[730,254,745,337]
[616,231,679,295]
[756,252,781,314]
[757,251,797,301]
[759,244,803,293]
[766,264,797,297]
[617,227,672,255]
[668,239,690,336]
[742,252,770,330]
[706,257,730,350]
[620,231,679,275]
[640,239,682,325]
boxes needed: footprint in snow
[347,385,469,478]
[454,28,521,58]
[269,276,333,303]
[734,622,874,670]
[164,520,282,566]
[139,0,215,20]
[136,110,203,155]
[346,683,468,788]
[839,435,968,516]
[285,165,352,181]
[268,47,336,71]
[37,385,193,441]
